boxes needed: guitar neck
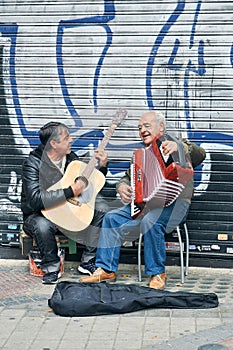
[82,124,116,179]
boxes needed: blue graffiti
[0,23,39,145]
[231,42,233,68]
[145,0,233,165]
[146,0,186,106]
[146,0,206,131]
[55,0,140,170]
[56,0,115,126]
[1,0,233,184]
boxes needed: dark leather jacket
[21,144,107,219]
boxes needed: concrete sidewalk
[1,259,233,350]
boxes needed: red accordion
[131,133,194,218]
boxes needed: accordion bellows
[131,133,194,217]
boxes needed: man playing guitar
[21,121,108,284]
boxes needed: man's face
[138,112,164,146]
[52,128,73,158]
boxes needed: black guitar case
[48,281,218,317]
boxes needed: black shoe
[77,258,96,275]
[42,271,61,284]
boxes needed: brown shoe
[79,267,116,283]
[149,273,166,290]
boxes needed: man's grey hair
[153,111,166,126]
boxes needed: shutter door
[0,1,232,266]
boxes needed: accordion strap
[164,133,191,169]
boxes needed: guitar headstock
[111,108,128,127]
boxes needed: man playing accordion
[80,110,206,290]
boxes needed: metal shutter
[0,1,232,265]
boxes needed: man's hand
[118,183,133,204]
[161,140,178,155]
[71,179,86,197]
[95,149,108,167]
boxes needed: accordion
[131,133,194,218]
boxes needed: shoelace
[93,267,103,282]
[152,274,164,283]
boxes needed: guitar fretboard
[81,124,116,179]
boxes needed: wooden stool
[20,230,77,256]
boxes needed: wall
[0,0,232,264]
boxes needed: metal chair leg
[138,233,143,282]
[183,222,189,276]
[137,223,189,285]
[176,225,185,284]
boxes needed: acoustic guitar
[42,108,127,233]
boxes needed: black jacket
[21,144,107,219]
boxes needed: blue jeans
[95,199,190,275]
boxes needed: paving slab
[1,259,233,350]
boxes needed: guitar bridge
[67,197,82,206]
